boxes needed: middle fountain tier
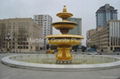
[47,6,84,64]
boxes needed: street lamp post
[5,33,11,53]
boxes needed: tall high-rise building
[0,18,41,52]
[96,4,118,27]
[67,18,82,35]
[33,15,52,49]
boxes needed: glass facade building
[96,4,118,27]
[67,18,82,35]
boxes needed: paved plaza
[0,54,120,79]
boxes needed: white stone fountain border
[1,54,120,71]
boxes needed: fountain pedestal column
[56,47,72,64]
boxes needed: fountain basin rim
[56,12,73,18]
[46,34,84,39]
[52,21,77,25]
[1,54,120,71]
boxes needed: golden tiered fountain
[47,6,84,64]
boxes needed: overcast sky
[0,0,120,45]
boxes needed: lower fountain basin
[1,54,120,71]
[48,39,80,46]
[47,34,83,46]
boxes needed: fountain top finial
[57,5,73,19]
[63,5,67,12]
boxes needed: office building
[86,29,96,47]
[67,18,82,35]
[33,15,52,49]
[87,20,120,52]
[0,18,41,52]
[108,20,120,51]
[96,4,118,27]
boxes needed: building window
[26,46,28,49]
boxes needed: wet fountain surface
[7,54,119,64]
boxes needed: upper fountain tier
[52,5,77,34]
[57,5,73,19]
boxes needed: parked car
[86,48,98,55]
[113,51,120,55]
[113,50,120,55]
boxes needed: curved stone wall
[1,54,120,71]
